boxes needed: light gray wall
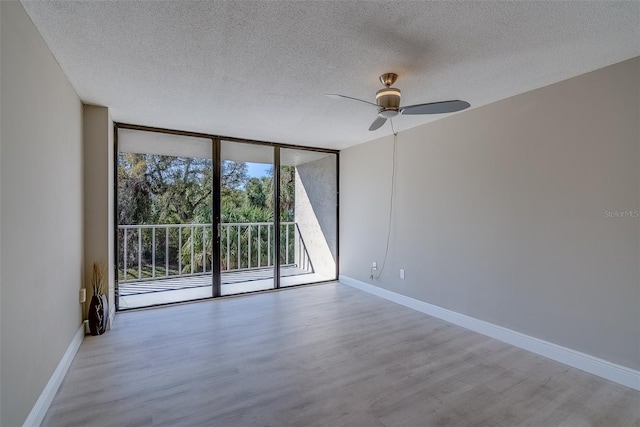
[84,106,115,321]
[0,2,83,425]
[295,154,338,279]
[340,57,640,370]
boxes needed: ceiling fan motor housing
[376,87,401,118]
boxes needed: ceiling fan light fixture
[376,87,401,110]
[327,72,470,131]
[378,109,399,119]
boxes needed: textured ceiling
[21,1,640,150]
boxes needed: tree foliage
[118,155,258,225]
[118,153,296,275]
[118,153,152,225]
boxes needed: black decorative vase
[88,294,109,336]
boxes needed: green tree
[182,204,275,272]
[118,155,251,225]
[261,166,295,221]
[246,177,268,209]
[117,153,152,225]
[145,155,212,224]
[118,154,297,276]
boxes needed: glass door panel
[220,141,275,295]
[116,129,213,309]
[279,148,338,287]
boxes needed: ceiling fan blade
[326,94,377,107]
[369,116,387,131]
[401,100,470,115]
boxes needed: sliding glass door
[116,129,213,309]
[115,126,338,309]
[219,141,275,295]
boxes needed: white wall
[84,106,115,319]
[340,57,640,371]
[0,2,83,425]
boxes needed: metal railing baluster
[227,225,231,269]
[190,226,194,275]
[138,227,142,280]
[118,222,307,282]
[248,225,251,269]
[285,223,290,265]
[237,225,241,269]
[123,229,128,281]
[202,225,206,273]
[152,227,156,278]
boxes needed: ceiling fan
[327,73,470,131]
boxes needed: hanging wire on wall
[373,120,398,280]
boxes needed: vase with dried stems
[88,262,109,335]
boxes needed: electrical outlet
[79,288,86,303]
[372,261,377,269]
[400,269,405,279]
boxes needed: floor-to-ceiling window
[116,128,214,309]
[219,140,276,295]
[115,125,338,310]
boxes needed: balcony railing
[117,222,313,283]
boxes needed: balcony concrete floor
[118,266,332,309]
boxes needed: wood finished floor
[44,282,639,427]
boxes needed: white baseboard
[23,324,85,427]
[339,275,640,391]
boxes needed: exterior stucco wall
[295,154,337,279]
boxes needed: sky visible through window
[247,162,272,178]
